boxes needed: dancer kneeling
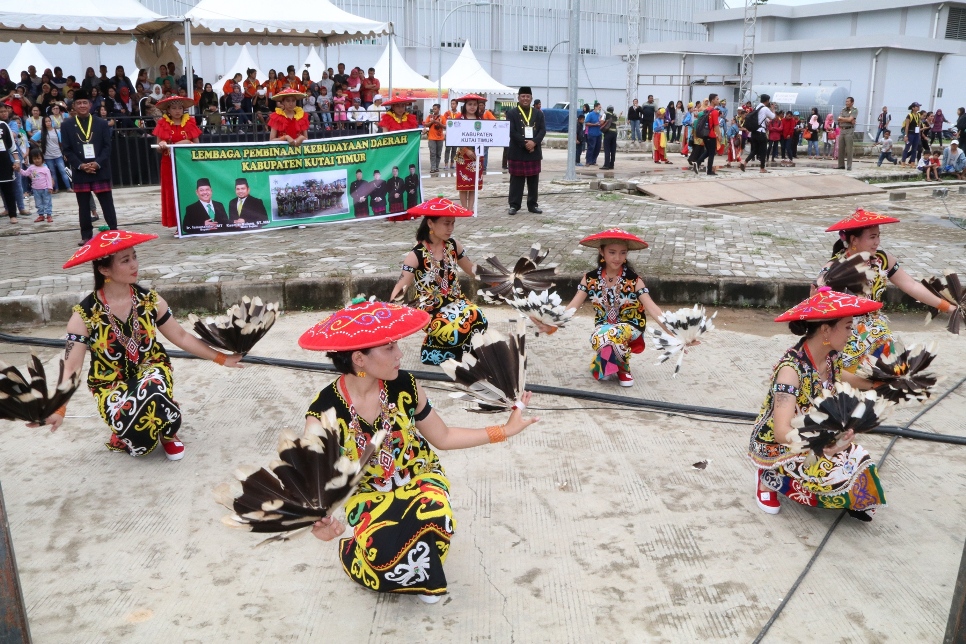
[301,300,538,601]
[748,287,885,521]
[41,230,244,459]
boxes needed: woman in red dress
[152,96,201,232]
[268,88,309,147]
[378,97,418,132]
[454,94,485,208]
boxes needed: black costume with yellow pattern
[71,285,181,456]
[306,371,454,596]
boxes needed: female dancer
[534,229,672,386]
[379,97,418,132]
[389,198,487,365]
[815,208,956,372]
[268,88,309,147]
[455,94,485,208]
[152,96,201,232]
[38,230,243,458]
[749,287,885,520]
[301,299,537,602]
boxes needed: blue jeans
[32,188,52,215]
[807,139,819,157]
[44,157,71,191]
[629,120,641,141]
[875,127,886,143]
[878,151,897,166]
[586,135,602,165]
[901,132,921,163]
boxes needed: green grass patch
[596,193,623,201]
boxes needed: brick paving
[1,146,964,300]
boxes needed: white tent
[7,41,52,76]
[183,0,389,46]
[374,39,438,99]
[214,45,266,96]
[299,47,326,79]
[0,0,169,44]
[440,41,514,95]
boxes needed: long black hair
[831,226,870,257]
[416,216,432,243]
[92,255,115,290]
[327,349,371,374]
[460,100,481,118]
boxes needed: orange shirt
[243,79,260,98]
[285,77,305,93]
[424,113,446,140]
[222,78,241,96]
[262,79,282,98]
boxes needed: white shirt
[367,105,385,123]
[347,106,367,122]
[753,103,776,133]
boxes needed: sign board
[445,119,510,148]
[772,92,799,104]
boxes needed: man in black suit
[404,163,420,209]
[349,169,371,217]
[387,166,405,214]
[505,86,546,215]
[368,170,388,216]
[182,178,228,234]
[228,178,268,228]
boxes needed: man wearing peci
[182,178,229,234]
[505,86,546,216]
[387,166,406,214]
[228,178,268,228]
[404,163,420,209]
[368,170,388,216]
[349,169,371,217]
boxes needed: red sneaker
[617,370,634,387]
[755,470,781,514]
[160,435,185,461]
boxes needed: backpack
[694,111,711,138]
[744,105,763,133]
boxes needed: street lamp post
[437,1,490,105]
[545,40,569,107]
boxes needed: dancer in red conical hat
[152,96,200,231]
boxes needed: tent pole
[183,18,194,115]
[565,0,580,181]
[473,145,480,217]
[388,24,394,98]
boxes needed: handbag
[803,129,812,140]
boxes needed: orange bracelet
[485,424,507,444]
[55,405,67,417]
[212,352,227,366]
[938,300,952,313]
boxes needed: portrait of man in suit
[228,177,268,228]
[349,168,371,218]
[368,169,388,216]
[182,178,229,234]
[404,163,420,209]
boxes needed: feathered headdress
[0,356,82,424]
[441,318,527,412]
[189,296,279,355]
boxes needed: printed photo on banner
[171,129,422,237]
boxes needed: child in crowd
[924,150,942,181]
[876,130,898,166]
[575,113,586,166]
[20,149,54,223]
[653,108,669,163]
[317,86,332,128]
[725,117,741,167]
[916,151,931,176]
[333,87,347,126]
[768,110,784,163]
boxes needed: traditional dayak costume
[298,301,454,597]
[455,94,485,192]
[578,229,650,381]
[390,198,488,365]
[379,97,419,132]
[152,97,201,229]
[267,88,310,141]
[62,231,183,457]
[748,288,887,516]
[817,209,903,372]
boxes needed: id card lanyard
[520,105,534,139]
[77,115,96,159]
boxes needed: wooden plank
[0,481,31,644]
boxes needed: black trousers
[602,133,618,168]
[687,141,707,167]
[641,120,654,141]
[0,180,18,218]
[745,131,768,169]
[508,174,539,211]
[704,137,717,174]
[77,190,118,240]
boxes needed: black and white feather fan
[921,271,966,335]
[216,408,385,545]
[504,289,575,332]
[476,243,558,302]
[0,356,82,424]
[441,318,527,412]
[856,341,939,405]
[648,305,717,377]
[821,252,875,295]
[787,382,887,462]
[189,296,279,355]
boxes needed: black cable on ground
[751,373,966,644]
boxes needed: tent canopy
[440,41,514,95]
[0,0,170,45]
[214,45,267,96]
[7,42,53,76]
[183,0,389,46]
[299,47,326,79]
[375,39,439,99]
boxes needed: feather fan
[475,243,558,301]
[787,382,888,463]
[0,356,82,424]
[189,296,279,355]
[441,318,527,412]
[647,305,717,377]
[921,271,966,334]
[856,341,939,405]
[821,252,875,295]
[216,407,386,545]
[504,290,575,332]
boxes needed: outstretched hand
[224,353,245,369]
[823,429,855,458]
[504,391,540,438]
[311,516,346,541]
[27,412,65,433]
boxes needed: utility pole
[565,0,580,181]
[738,0,760,104]
[626,0,640,111]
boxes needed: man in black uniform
[387,166,405,214]
[349,169,371,217]
[505,86,546,216]
[182,178,228,233]
[368,170,388,216]
[228,178,268,228]
[640,95,656,142]
[404,163,420,209]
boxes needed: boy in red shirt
[703,93,721,175]
[781,111,799,166]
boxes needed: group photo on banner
[170,130,423,237]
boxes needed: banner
[171,129,423,237]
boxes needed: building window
[946,7,966,40]
[579,48,598,55]
[522,45,549,52]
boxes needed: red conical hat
[155,96,196,110]
[63,230,159,269]
[456,94,486,102]
[298,300,431,352]
[382,96,415,107]
[579,228,649,250]
[274,87,306,100]
[825,208,900,232]
[774,286,882,322]
[388,196,474,222]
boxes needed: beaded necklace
[802,342,835,392]
[422,241,453,297]
[599,266,624,324]
[339,376,397,478]
[99,286,142,364]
